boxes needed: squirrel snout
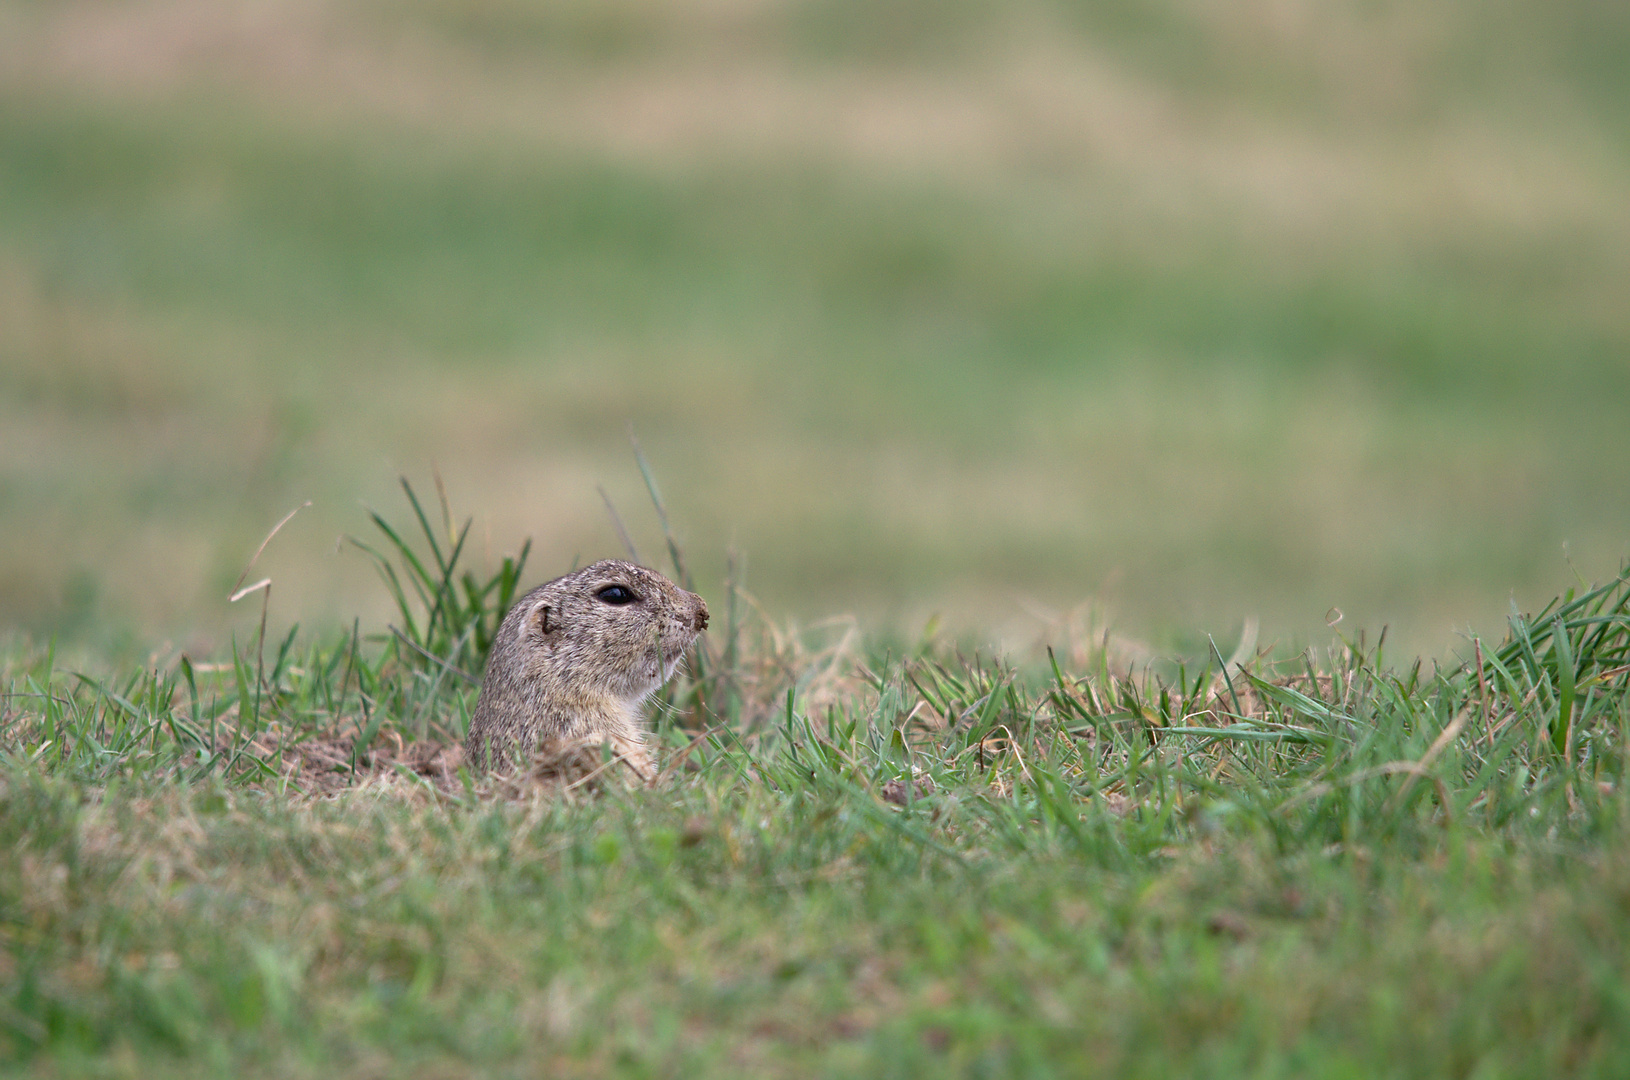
[693,602,710,632]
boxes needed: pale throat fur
[465,560,709,776]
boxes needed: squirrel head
[498,559,709,707]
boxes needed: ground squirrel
[465,559,709,780]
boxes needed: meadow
[2,490,1629,1076]
[3,0,1630,1074]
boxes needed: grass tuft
[346,475,531,686]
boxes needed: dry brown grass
[7,0,1625,241]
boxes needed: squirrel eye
[596,585,638,605]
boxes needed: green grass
[3,6,1630,1065]
[3,488,1629,1076]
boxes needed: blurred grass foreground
[1,0,1629,658]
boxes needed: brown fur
[465,560,708,780]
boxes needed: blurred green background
[1,0,1627,660]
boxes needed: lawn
[3,495,1629,1076]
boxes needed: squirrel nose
[693,602,709,632]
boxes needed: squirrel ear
[523,599,557,643]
